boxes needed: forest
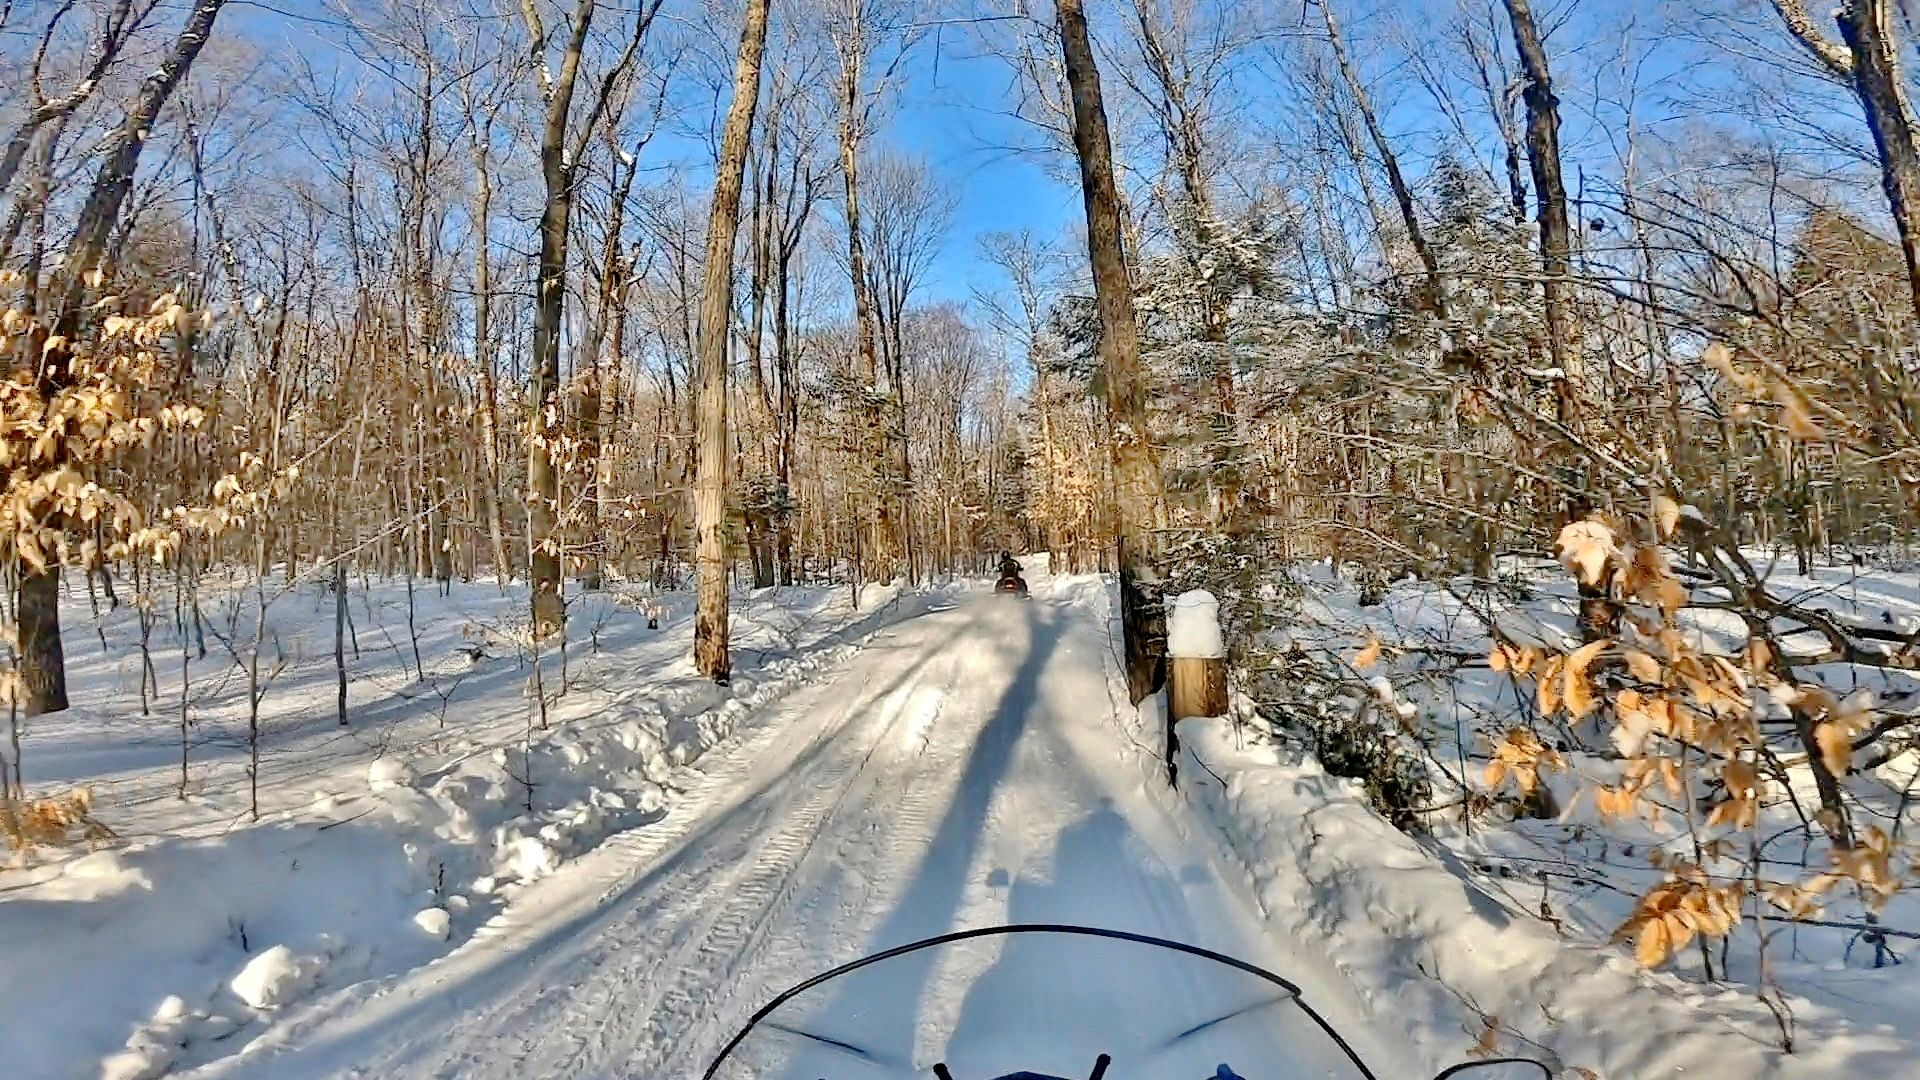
[5,0,1920,1077]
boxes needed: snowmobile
[703,924,1551,1080]
[993,572,1031,600]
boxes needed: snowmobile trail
[197,589,1411,1080]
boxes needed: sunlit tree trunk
[693,0,773,682]
[1057,0,1169,714]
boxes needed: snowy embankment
[1147,557,1920,1079]
[1177,720,1901,1079]
[0,577,935,1080]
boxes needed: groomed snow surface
[3,563,1915,1078]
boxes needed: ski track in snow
[189,589,1411,1080]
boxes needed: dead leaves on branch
[0,289,282,575]
[1776,683,1877,778]
[1703,342,1830,443]
[0,787,115,861]
[1352,631,1382,670]
[1554,518,1687,619]
[1487,513,1915,968]
[1613,869,1744,969]
[1482,728,1564,797]
[1555,519,1620,587]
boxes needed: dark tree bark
[1504,0,1615,642]
[519,0,660,635]
[0,0,142,204]
[1501,0,1580,420]
[20,0,230,716]
[1773,0,1920,326]
[521,0,596,637]
[1057,0,1170,726]
[832,5,897,581]
[1321,0,1444,317]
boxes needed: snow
[1216,554,1920,1076]
[411,908,450,940]
[366,757,417,792]
[232,945,329,1010]
[164,574,1413,1080]
[0,576,934,1080]
[1168,588,1225,658]
[1174,717,1858,1077]
[9,560,1920,1078]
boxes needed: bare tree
[1318,0,1443,316]
[1770,0,1920,325]
[825,0,916,582]
[519,0,661,636]
[863,152,953,583]
[0,0,152,203]
[1501,0,1580,418]
[693,0,775,683]
[461,39,515,584]
[20,0,230,715]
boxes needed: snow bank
[1175,717,1912,1079]
[1167,589,1225,658]
[0,579,940,1080]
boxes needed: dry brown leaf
[1536,655,1564,715]
[1815,721,1853,778]
[1556,519,1620,587]
[1782,399,1823,441]
[1562,638,1610,718]
[1624,649,1662,683]
[1483,759,1508,790]
[1468,1018,1501,1059]
[1653,495,1681,540]
[1654,576,1689,617]
[1353,633,1381,671]
[1635,917,1672,968]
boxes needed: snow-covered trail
[197,587,1411,1080]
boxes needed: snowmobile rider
[995,551,1031,597]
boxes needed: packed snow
[0,575,931,1080]
[5,561,1919,1078]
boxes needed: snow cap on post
[1167,590,1224,659]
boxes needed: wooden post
[1167,591,1229,723]
[1169,655,1229,722]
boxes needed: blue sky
[881,27,1079,305]
[217,0,1075,309]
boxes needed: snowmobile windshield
[702,925,1378,1080]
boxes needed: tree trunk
[522,0,601,638]
[18,567,67,714]
[1836,2,1920,326]
[1502,0,1580,422]
[20,0,230,716]
[775,248,799,587]
[1322,0,1445,317]
[469,125,513,583]
[692,0,772,683]
[1057,0,1169,717]
[836,27,895,582]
